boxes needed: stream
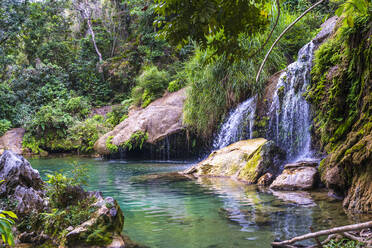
[30,157,369,248]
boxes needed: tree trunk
[272,221,372,247]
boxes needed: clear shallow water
[30,157,369,248]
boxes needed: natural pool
[30,157,370,248]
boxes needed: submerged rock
[270,161,319,191]
[185,138,286,184]
[0,150,45,214]
[257,173,274,186]
[270,190,316,206]
[0,128,25,155]
[130,172,192,184]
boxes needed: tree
[73,0,104,64]
[0,0,29,46]
[154,0,270,59]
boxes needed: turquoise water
[30,157,369,248]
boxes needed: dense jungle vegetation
[0,0,366,154]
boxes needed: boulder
[0,128,25,155]
[184,138,286,184]
[65,194,125,247]
[270,161,319,190]
[94,89,187,155]
[0,150,45,214]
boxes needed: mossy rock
[308,15,372,213]
[186,138,286,184]
[65,196,125,247]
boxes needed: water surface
[30,157,369,248]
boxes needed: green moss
[344,141,366,157]
[318,159,326,176]
[238,147,263,183]
[277,85,285,103]
[309,14,372,194]
[256,117,269,129]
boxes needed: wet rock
[343,166,372,213]
[94,89,187,155]
[0,150,45,214]
[321,133,372,213]
[0,128,25,155]
[185,139,286,184]
[313,16,339,45]
[257,173,274,186]
[270,161,319,190]
[65,195,125,247]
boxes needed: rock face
[313,16,338,46]
[185,138,286,184]
[0,128,25,155]
[94,89,187,155]
[270,161,319,190]
[66,194,124,248]
[307,15,371,212]
[0,150,45,215]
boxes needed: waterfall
[213,96,257,150]
[267,41,315,161]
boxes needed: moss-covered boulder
[65,195,124,247]
[184,138,286,184]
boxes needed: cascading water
[213,96,257,150]
[267,41,315,161]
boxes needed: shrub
[167,79,184,92]
[106,136,118,153]
[46,162,89,208]
[106,105,130,126]
[66,96,91,119]
[23,103,74,152]
[121,131,148,150]
[131,65,170,108]
[0,119,11,137]
[68,115,112,153]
